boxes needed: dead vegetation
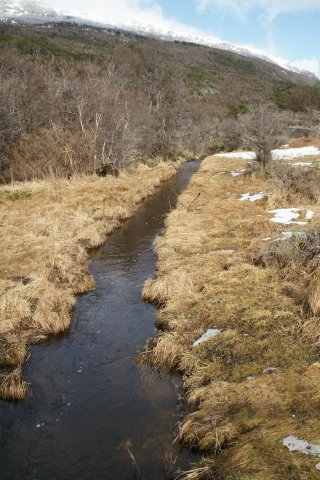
[140,152,320,479]
[0,160,179,400]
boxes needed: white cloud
[291,57,320,76]
[196,0,320,21]
[44,0,200,36]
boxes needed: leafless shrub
[0,45,191,181]
[238,104,290,169]
[271,163,320,203]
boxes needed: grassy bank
[140,152,320,479]
[0,160,179,401]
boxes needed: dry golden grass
[0,160,179,400]
[288,136,320,149]
[141,154,320,479]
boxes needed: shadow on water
[0,160,202,480]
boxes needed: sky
[43,0,320,76]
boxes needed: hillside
[0,0,318,79]
[0,21,320,182]
[2,11,320,480]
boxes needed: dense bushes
[1,23,320,182]
[0,38,211,181]
[0,46,191,181]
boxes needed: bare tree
[238,104,289,169]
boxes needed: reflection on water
[0,161,201,480]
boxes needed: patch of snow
[263,237,272,241]
[316,463,320,470]
[193,328,221,347]
[292,162,314,167]
[240,192,266,202]
[268,208,307,225]
[272,146,320,160]
[246,376,255,381]
[282,231,293,239]
[263,367,278,374]
[214,151,256,160]
[283,436,320,457]
[214,147,320,161]
[306,210,314,220]
[230,169,246,177]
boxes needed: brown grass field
[0,160,179,400]
[140,145,320,479]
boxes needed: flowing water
[0,160,201,480]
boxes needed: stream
[0,160,201,480]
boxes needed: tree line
[0,25,319,182]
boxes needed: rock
[263,367,278,374]
[193,328,221,347]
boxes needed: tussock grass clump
[252,226,320,320]
[141,154,320,479]
[0,367,28,401]
[269,163,320,205]
[0,160,179,400]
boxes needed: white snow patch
[306,210,315,220]
[193,329,221,347]
[282,231,293,239]
[268,208,307,225]
[230,169,246,177]
[214,147,320,161]
[283,436,320,457]
[292,162,314,167]
[214,151,256,160]
[272,146,320,160]
[240,192,266,202]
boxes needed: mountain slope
[0,0,317,80]
[0,16,320,184]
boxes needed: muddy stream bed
[0,160,201,480]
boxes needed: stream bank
[0,160,201,480]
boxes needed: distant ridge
[0,0,317,80]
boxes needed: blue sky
[46,0,320,75]
[153,0,320,74]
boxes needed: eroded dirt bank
[141,154,320,479]
[0,160,179,399]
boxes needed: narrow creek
[0,160,201,480]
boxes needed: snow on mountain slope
[0,0,317,79]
